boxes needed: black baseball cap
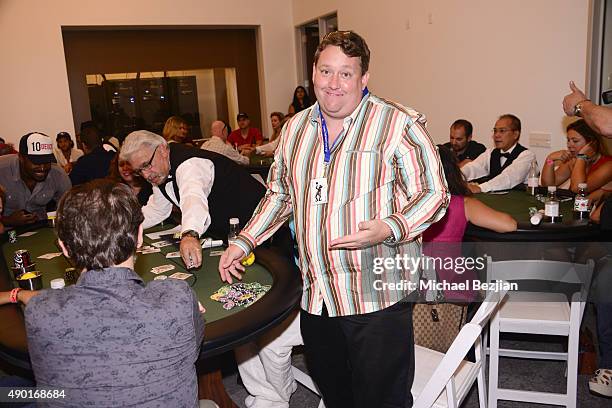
[237,112,249,120]
[19,132,57,165]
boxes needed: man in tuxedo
[461,114,536,193]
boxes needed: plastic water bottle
[573,183,589,220]
[527,159,539,195]
[227,218,240,246]
[544,186,560,222]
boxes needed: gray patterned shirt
[25,267,205,407]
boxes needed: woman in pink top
[423,145,517,301]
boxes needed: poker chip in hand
[241,252,255,267]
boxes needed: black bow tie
[499,152,511,159]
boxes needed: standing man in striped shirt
[220,31,448,408]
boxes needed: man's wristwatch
[181,230,200,240]
[383,233,397,245]
[573,100,589,117]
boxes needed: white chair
[487,257,594,408]
[291,365,325,408]
[412,289,508,408]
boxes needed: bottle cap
[547,186,556,192]
[229,218,239,225]
[50,278,65,289]
[578,182,587,189]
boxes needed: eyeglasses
[134,145,159,175]
[492,128,515,135]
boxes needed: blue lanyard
[320,113,331,165]
[320,88,369,165]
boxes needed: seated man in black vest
[461,114,536,193]
[120,130,267,269]
[443,119,486,167]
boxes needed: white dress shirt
[141,157,215,236]
[53,147,84,167]
[200,136,249,166]
[255,137,280,155]
[461,143,536,192]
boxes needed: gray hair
[120,130,167,162]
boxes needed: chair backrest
[413,289,507,408]
[486,256,594,302]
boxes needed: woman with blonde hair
[162,116,190,144]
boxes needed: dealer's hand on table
[329,219,393,249]
[219,245,246,284]
[3,210,37,226]
[180,236,202,269]
[468,183,482,194]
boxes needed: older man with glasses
[120,130,267,269]
[461,114,537,193]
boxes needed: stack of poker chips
[210,282,271,310]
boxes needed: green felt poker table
[247,154,274,179]
[0,223,302,370]
[464,188,602,241]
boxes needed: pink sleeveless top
[422,195,467,243]
[422,195,474,301]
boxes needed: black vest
[158,143,266,240]
[476,143,528,186]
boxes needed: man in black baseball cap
[0,132,71,226]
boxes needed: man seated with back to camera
[69,126,116,186]
[0,132,71,227]
[461,114,536,193]
[17,179,215,407]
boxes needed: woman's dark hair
[566,119,608,155]
[56,180,144,271]
[56,131,74,149]
[107,155,146,189]
[437,145,472,196]
[291,86,311,112]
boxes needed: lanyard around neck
[320,112,331,165]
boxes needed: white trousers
[235,311,303,408]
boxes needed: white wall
[0,0,297,144]
[293,0,591,166]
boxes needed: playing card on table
[150,264,175,274]
[141,248,161,254]
[137,245,154,253]
[166,251,181,258]
[18,231,38,237]
[37,252,63,260]
[169,272,193,280]
[151,240,174,248]
[209,250,225,257]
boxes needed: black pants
[300,300,415,408]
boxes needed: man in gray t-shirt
[0,132,70,226]
[24,180,210,407]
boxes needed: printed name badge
[311,178,328,204]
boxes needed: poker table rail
[199,247,301,358]
[464,189,603,242]
[0,223,302,368]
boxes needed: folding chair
[487,257,594,408]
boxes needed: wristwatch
[383,233,397,245]
[181,230,200,240]
[573,100,589,117]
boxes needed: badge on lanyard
[311,178,328,204]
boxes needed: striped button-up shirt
[235,93,449,316]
